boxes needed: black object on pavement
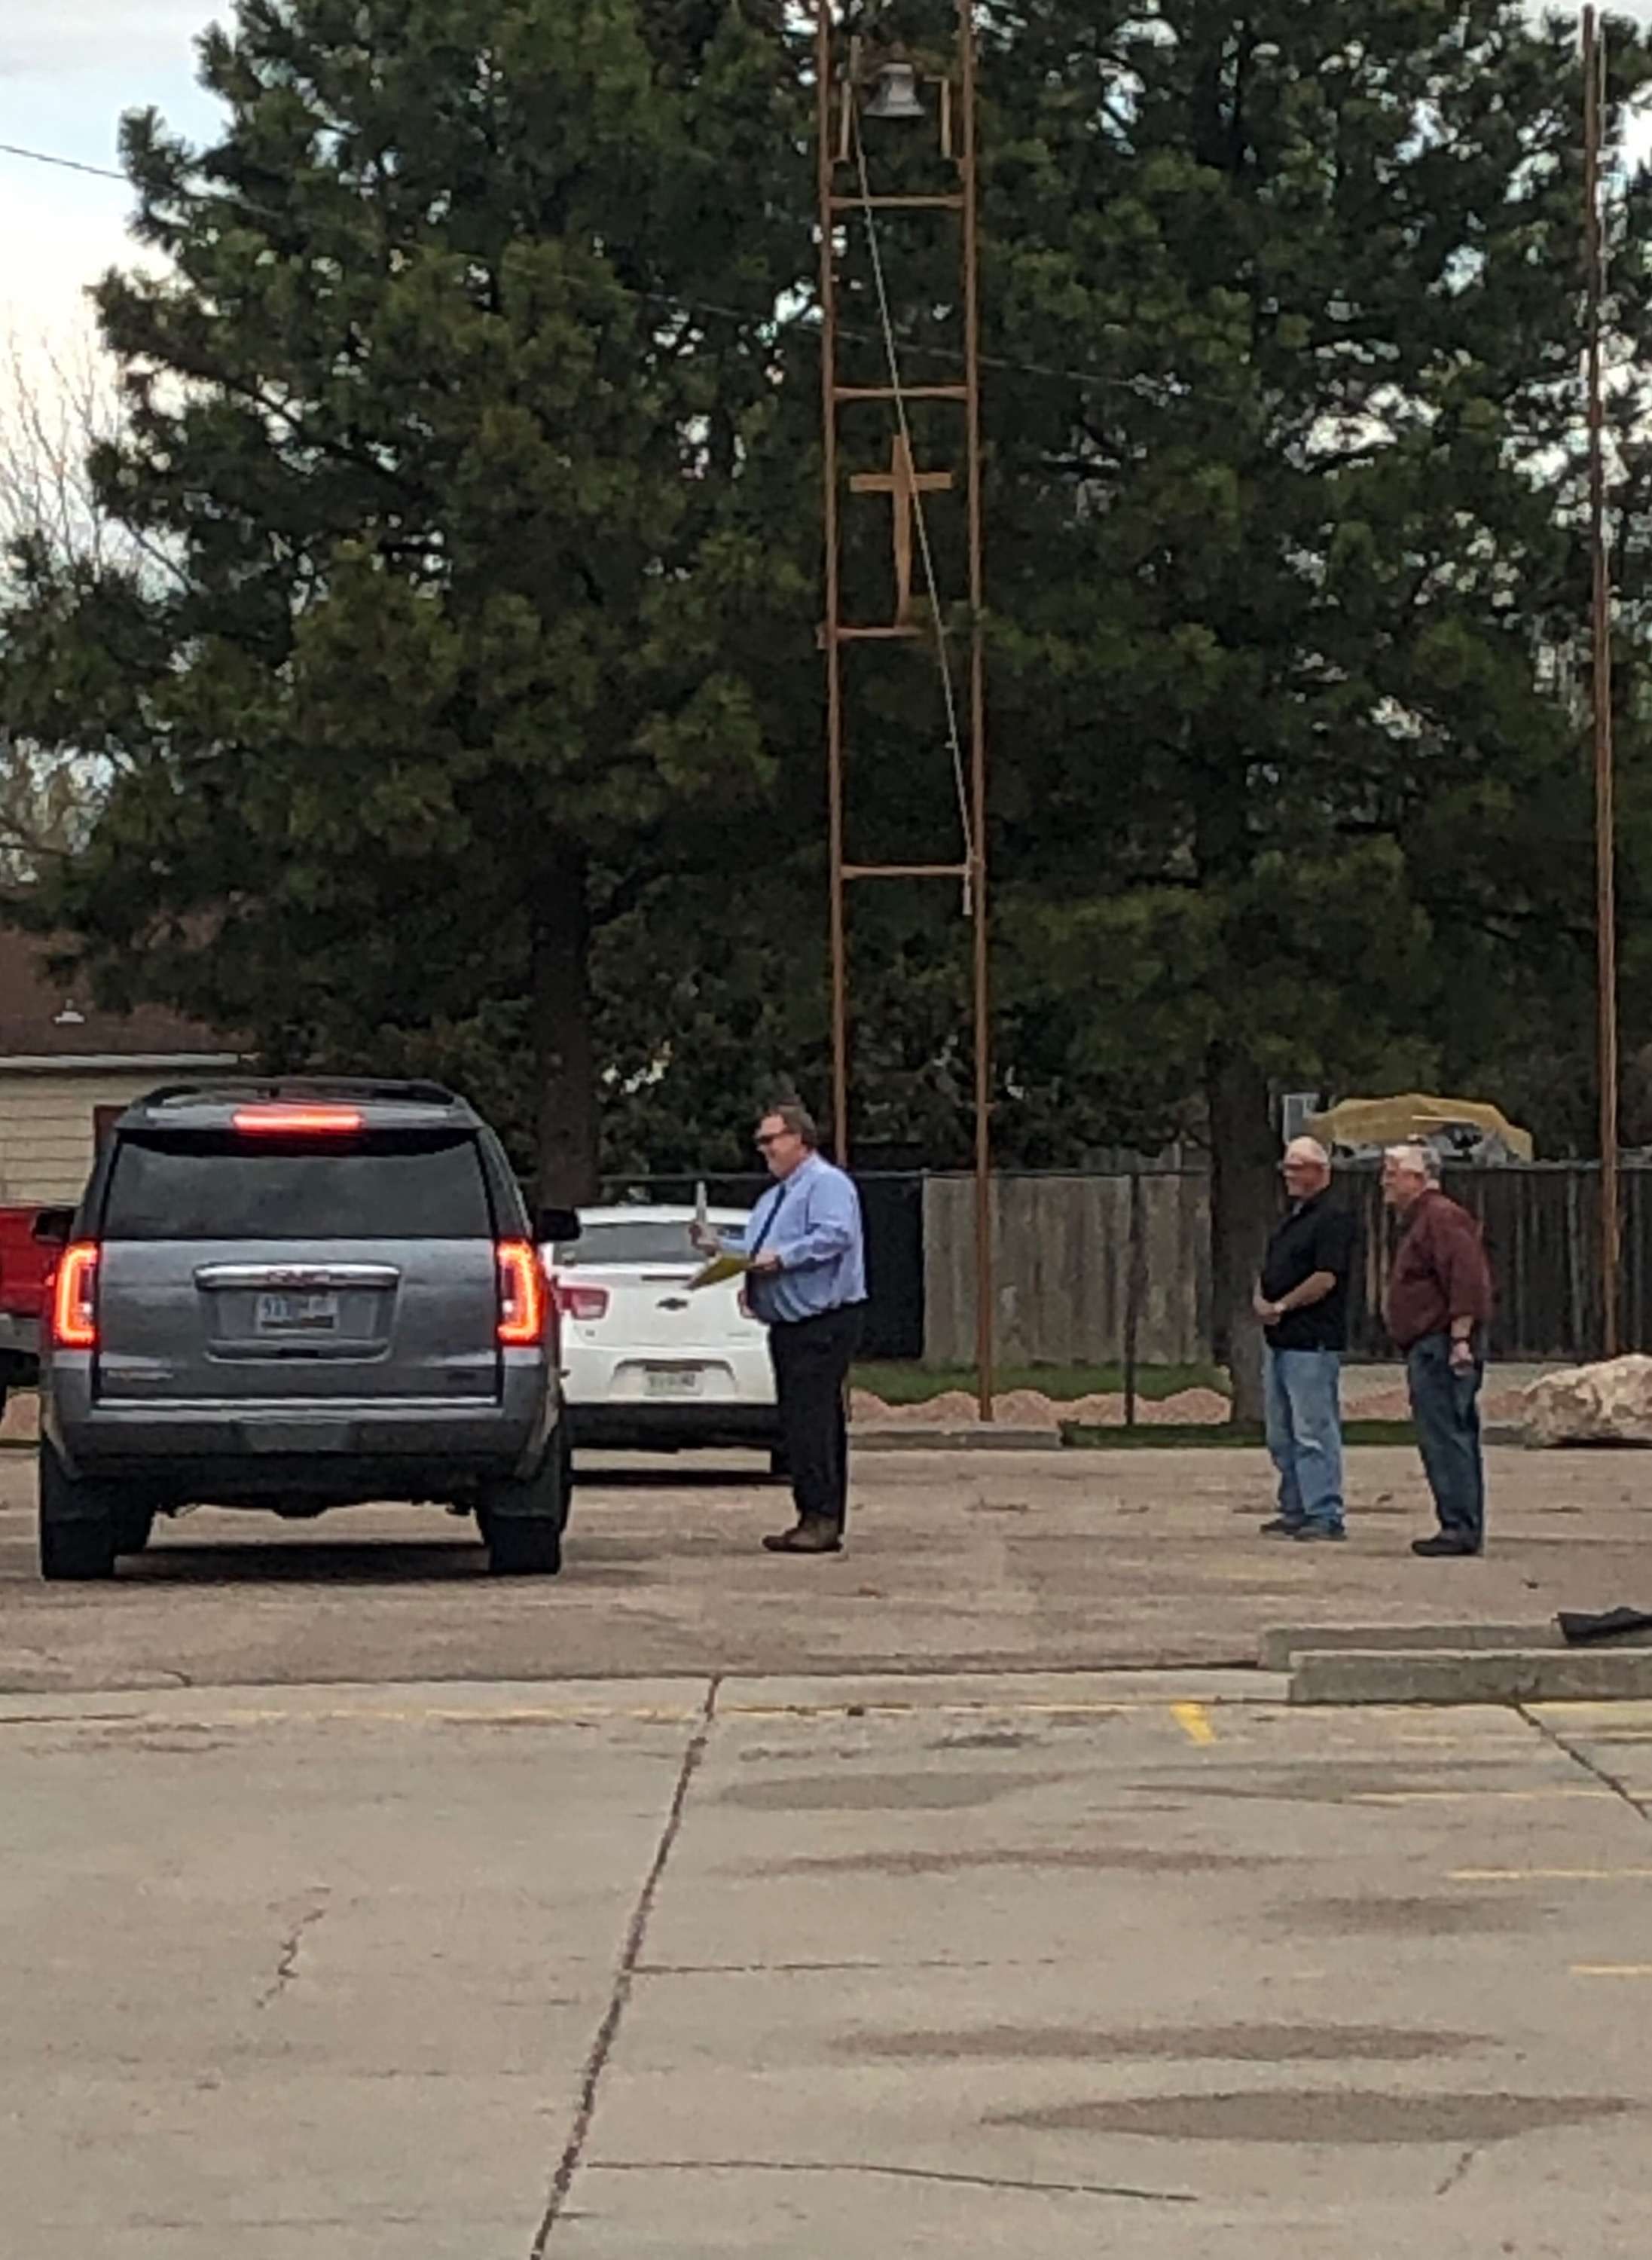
[1557,1607,1652,1647]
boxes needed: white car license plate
[256,1291,339,1334]
[646,1367,704,1398]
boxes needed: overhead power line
[1,132,1146,399]
[0,140,127,184]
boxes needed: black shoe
[1260,1516,1306,1538]
[762,1515,844,1556]
[1293,1522,1347,1542]
[1411,1533,1482,1559]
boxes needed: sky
[2,5,224,353]
[4,2,1652,358]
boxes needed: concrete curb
[1259,1620,1652,1672]
[853,1425,1551,1454]
[852,1426,1064,1452]
[1290,1645,1652,1706]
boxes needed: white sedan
[545,1205,781,1458]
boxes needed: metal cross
[850,434,954,625]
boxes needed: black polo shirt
[1260,1190,1357,1353]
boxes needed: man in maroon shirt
[1382,1144,1495,1556]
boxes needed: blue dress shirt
[733,1154,866,1326]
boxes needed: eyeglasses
[755,1130,790,1151]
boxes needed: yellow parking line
[1171,1702,1217,1748]
[1574,1964,1652,1978]
[1452,1866,1652,1883]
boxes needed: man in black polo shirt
[1253,1137,1357,1542]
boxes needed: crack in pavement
[1516,1705,1652,1826]
[1434,2147,1479,2198]
[257,1893,330,2008]
[530,1674,721,2254]
[584,2159,1198,2206]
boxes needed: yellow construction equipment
[1306,1094,1534,1162]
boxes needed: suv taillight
[496,1239,547,1346]
[52,1242,99,1349]
[232,1104,365,1135]
[557,1284,610,1321]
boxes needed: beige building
[0,930,240,1205]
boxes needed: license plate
[646,1367,704,1398]
[256,1292,339,1334]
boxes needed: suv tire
[38,1441,118,1580]
[112,1504,157,1556]
[485,1517,562,1576]
[479,1427,569,1577]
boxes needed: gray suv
[37,1080,575,1580]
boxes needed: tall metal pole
[958,0,994,1422]
[818,2,850,1167]
[816,2,992,1412]
[1584,5,1620,1356]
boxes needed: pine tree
[1,0,810,1200]
[8,0,1652,1412]
[972,0,1652,1408]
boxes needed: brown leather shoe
[762,1515,844,1555]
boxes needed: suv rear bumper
[44,1356,556,1503]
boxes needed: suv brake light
[52,1242,99,1348]
[557,1283,610,1321]
[232,1104,365,1135]
[496,1239,547,1345]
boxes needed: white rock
[1522,1355,1652,1446]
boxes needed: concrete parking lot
[5,1441,1652,2255]
[5,1672,1652,2256]
[4,1440,1652,1692]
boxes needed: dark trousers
[768,1305,863,1527]
[1406,1333,1486,1547]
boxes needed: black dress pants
[768,1305,864,1526]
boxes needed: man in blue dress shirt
[698,1099,867,1554]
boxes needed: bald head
[1281,1137,1331,1199]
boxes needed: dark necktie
[748,1181,789,1257]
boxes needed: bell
[864,60,925,122]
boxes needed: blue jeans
[1406,1334,1486,1546]
[1263,1345,1345,1532]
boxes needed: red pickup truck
[0,1205,53,1416]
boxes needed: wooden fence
[924,1172,1210,1367]
[1345,1163,1621,1364]
[924,1163,1652,1370]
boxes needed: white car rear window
[559,1220,735,1267]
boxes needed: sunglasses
[756,1130,792,1150]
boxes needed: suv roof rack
[139,1077,463,1110]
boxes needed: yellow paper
[689,1252,753,1291]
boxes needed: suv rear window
[103,1130,492,1241]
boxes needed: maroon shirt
[1385,1189,1495,1351]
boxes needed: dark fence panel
[596,1162,1652,1372]
[594,1171,924,1361]
[1342,1163,1617,1364]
